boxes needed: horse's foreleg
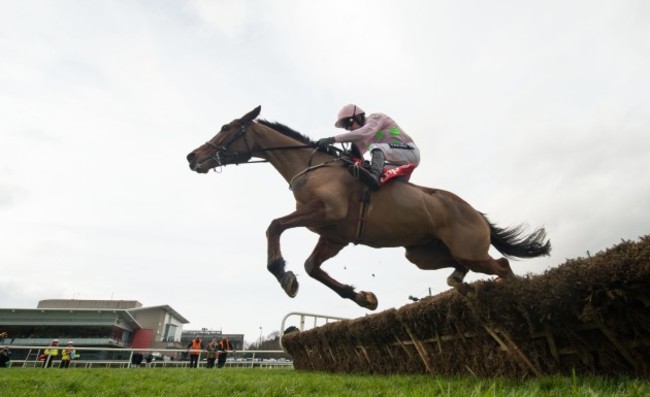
[266,200,330,298]
[305,237,378,310]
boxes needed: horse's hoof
[355,291,378,310]
[495,270,517,283]
[446,269,466,288]
[496,258,515,280]
[495,274,518,283]
[455,283,477,299]
[446,275,462,288]
[281,271,299,298]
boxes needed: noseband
[203,123,254,168]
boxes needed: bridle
[203,122,257,168]
[200,121,344,171]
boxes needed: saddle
[348,159,416,188]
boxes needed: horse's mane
[256,119,346,157]
[257,119,314,145]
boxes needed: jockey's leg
[369,149,384,183]
[356,149,384,190]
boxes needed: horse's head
[186,106,261,173]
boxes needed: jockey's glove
[316,137,335,148]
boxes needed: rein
[202,122,348,176]
[288,158,346,190]
[201,120,369,241]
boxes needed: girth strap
[354,185,371,244]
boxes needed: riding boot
[357,149,384,190]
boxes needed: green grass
[0,368,648,396]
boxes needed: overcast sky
[1,1,649,345]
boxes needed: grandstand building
[0,299,189,351]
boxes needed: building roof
[37,299,143,309]
[126,305,190,324]
[0,308,141,329]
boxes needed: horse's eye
[221,124,229,131]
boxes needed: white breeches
[367,142,421,166]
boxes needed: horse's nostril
[186,152,195,162]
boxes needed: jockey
[317,104,420,189]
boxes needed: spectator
[217,337,232,368]
[60,341,76,368]
[131,352,144,367]
[205,338,218,369]
[43,339,60,368]
[145,353,154,367]
[0,346,11,368]
[187,336,203,368]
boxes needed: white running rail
[279,312,348,351]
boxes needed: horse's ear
[241,105,262,123]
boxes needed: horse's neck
[251,126,320,183]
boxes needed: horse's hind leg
[456,257,514,280]
[440,218,516,281]
[304,236,378,310]
[404,243,475,297]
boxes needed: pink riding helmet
[335,104,365,128]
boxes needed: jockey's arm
[332,113,387,144]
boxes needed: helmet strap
[347,105,357,126]
[346,106,365,127]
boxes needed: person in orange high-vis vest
[187,337,202,368]
[216,337,232,368]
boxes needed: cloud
[188,0,250,36]
[0,181,27,210]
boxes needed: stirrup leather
[348,162,381,189]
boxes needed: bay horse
[186,106,551,310]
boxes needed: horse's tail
[483,214,551,259]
